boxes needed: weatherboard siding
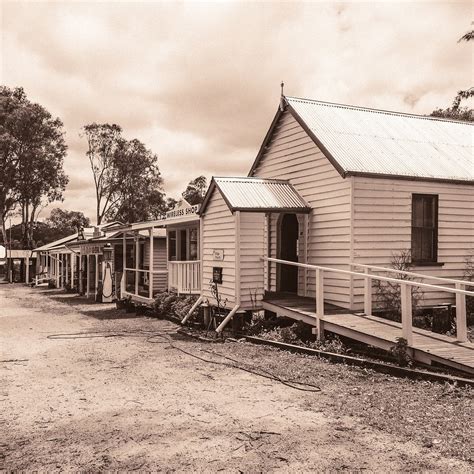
[239,212,266,310]
[351,177,474,308]
[201,188,236,308]
[144,238,168,293]
[252,109,352,308]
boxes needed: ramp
[263,294,474,376]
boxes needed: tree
[0,86,68,249]
[82,123,122,225]
[182,175,208,205]
[45,208,90,236]
[105,138,165,223]
[430,27,473,121]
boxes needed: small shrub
[373,250,424,321]
[390,337,413,367]
[463,254,474,322]
[48,279,56,289]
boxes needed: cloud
[2,1,472,223]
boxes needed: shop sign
[166,200,200,220]
[81,244,103,255]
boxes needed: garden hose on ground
[46,329,321,393]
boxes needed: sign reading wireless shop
[165,201,200,220]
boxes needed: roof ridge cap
[286,96,474,126]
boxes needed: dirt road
[1,284,472,472]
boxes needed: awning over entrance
[200,177,311,214]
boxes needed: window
[411,194,438,263]
[168,231,177,261]
[189,228,198,260]
[180,229,187,260]
[168,227,199,261]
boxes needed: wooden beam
[86,255,90,298]
[25,256,29,284]
[315,268,324,340]
[135,233,139,296]
[401,283,413,346]
[149,227,154,300]
[363,267,372,316]
[456,283,468,342]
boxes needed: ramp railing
[262,257,473,344]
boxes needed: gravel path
[1,284,472,472]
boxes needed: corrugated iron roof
[282,96,473,183]
[203,177,310,213]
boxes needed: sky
[1,0,472,224]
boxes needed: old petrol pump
[101,243,114,303]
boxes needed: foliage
[81,123,122,225]
[430,106,474,122]
[390,337,413,367]
[0,86,68,249]
[182,175,208,205]
[105,138,165,223]
[258,322,348,354]
[153,290,199,320]
[82,124,166,224]
[463,253,474,319]
[373,250,424,322]
[46,208,90,236]
[430,27,473,120]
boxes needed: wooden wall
[201,188,236,308]
[239,212,266,310]
[351,177,474,308]
[144,237,168,293]
[252,109,353,308]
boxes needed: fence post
[364,267,372,316]
[455,283,468,343]
[315,268,325,340]
[400,283,413,346]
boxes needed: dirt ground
[1,284,473,472]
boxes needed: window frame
[167,225,199,262]
[411,193,439,265]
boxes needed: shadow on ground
[38,289,147,320]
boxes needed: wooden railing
[122,267,168,300]
[263,257,474,344]
[168,260,201,294]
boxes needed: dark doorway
[278,213,299,293]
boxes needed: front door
[278,213,299,293]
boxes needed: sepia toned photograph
[1,0,473,472]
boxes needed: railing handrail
[168,260,201,265]
[263,257,474,296]
[350,262,472,287]
[124,267,168,274]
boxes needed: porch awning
[201,177,311,214]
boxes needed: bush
[153,290,199,320]
[256,320,348,354]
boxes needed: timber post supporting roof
[249,96,474,185]
[199,177,311,214]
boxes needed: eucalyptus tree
[0,86,68,248]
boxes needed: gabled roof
[200,177,311,214]
[249,96,474,184]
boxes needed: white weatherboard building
[198,96,473,314]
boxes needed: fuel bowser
[101,243,114,303]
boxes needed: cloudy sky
[1,0,472,224]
